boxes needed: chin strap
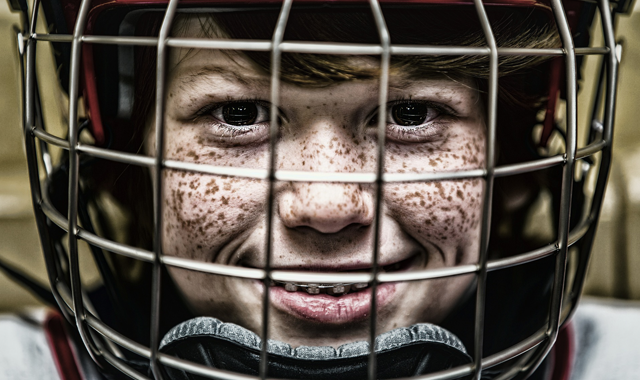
[159,317,472,379]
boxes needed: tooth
[284,283,298,292]
[353,283,369,290]
[306,284,320,295]
[328,285,346,295]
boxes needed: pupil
[222,103,258,126]
[392,103,428,126]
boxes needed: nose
[279,182,374,233]
[275,91,377,234]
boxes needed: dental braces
[272,281,370,296]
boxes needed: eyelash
[387,98,455,121]
[194,98,269,121]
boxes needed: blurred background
[0,1,639,312]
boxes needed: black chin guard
[159,317,471,379]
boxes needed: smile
[269,256,413,297]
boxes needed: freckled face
[152,44,486,347]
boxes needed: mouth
[269,255,416,297]
[252,254,418,324]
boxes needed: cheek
[161,170,266,260]
[385,179,484,264]
[384,124,486,260]
[167,267,262,322]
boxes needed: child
[7,0,631,378]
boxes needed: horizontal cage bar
[35,131,606,185]
[32,126,70,149]
[30,33,608,57]
[576,139,607,159]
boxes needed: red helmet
[8,0,633,378]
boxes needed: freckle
[187,151,199,160]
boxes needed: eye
[211,101,270,126]
[193,100,273,145]
[368,100,454,143]
[390,102,439,126]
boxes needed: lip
[257,280,399,324]
[249,254,419,324]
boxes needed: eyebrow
[388,79,414,91]
[177,65,271,89]
[175,64,469,96]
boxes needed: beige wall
[0,3,639,312]
[0,6,47,311]
[581,4,640,299]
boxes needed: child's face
[151,22,486,348]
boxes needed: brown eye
[222,102,258,126]
[391,102,431,126]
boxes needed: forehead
[167,11,479,88]
[168,48,478,99]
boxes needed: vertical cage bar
[23,0,73,322]
[67,0,101,364]
[520,0,578,376]
[28,0,39,36]
[471,0,498,378]
[29,0,54,181]
[24,0,39,169]
[568,0,619,315]
[261,0,293,378]
[547,0,577,340]
[598,0,619,147]
[25,0,53,179]
[151,0,180,378]
[366,1,390,379]
[587,55,606,144]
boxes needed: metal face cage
[10,0,631,378]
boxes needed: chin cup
[159,317,472,379]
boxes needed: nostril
[293,218,369,235]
